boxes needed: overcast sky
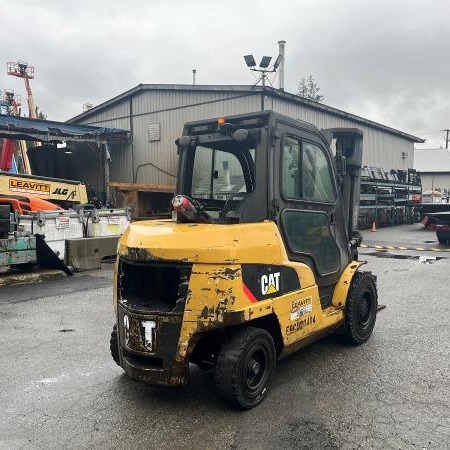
[1,0,449,148]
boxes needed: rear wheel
[215,326,276,409]
[341,271,378,345]
[110,324,121,366]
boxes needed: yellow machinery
[110,111,378,409]
[0,171,88,207]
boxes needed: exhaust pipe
[278,40,286,91]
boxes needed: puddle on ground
[364,251,446,264]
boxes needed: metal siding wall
[131,91,260,185]
[268,97,415,171]
[420,173,450,192]
[72,88,416,185]
[76,100,130,126]
[72,101,132,183]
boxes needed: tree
[35,106,47,120]
[296,75,324,103]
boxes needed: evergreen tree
[297,75,324,103]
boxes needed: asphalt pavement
[1,226,450,449]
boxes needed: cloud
[0,0,448,147]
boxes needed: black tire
[194,360,215,371]
[110,324,121,366]
[215,326,276,409]
[341,271,378,345]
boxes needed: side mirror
[175,135,194,155]
[177,135,192,147]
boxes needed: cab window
[282,210,340,275]
[282,137,335,203]
[191,146,254,201]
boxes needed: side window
[302,142,335,202]
[282,210,340,275]
[281,137,300,198]
[281,138,335,203]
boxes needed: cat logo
[261,272,280,295]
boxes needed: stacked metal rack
[358,167,422,229]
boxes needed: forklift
[110,111,378,409]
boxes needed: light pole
[244,53,283,110]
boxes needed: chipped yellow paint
[398,246,408,250]
[118,220,283,264]
[331,261,365,308]
[116,219,364,363]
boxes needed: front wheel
[215,326,276,409]
[341,271,378,345]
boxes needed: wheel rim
[243,346,268,394]
[359,292,373,327]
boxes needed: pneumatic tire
[110,324,121,366]
[341,271,378,345]
[215,326,276,409]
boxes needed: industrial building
[414,148,450,195]
[69,84,424,218]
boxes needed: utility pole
[444,129,450,149]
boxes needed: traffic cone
[371,221,377,232]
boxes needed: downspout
[129,95,135,183]
[104,141,111,205]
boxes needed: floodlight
[259,56,272,69]
[244,55,256,67]
[273,54,283,69]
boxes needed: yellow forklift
[110,111,378,409]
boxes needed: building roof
[414,148,450,173]
[68,84,424,143]
[0,114,129,142]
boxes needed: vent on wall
[148,123,161,142]
[401,152,409,159]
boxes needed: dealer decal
[9,179,50,196]
[290,296,313,320]
[286,315,316,336]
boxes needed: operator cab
[176,114,268,223]
[176,111,363,307]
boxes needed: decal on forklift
[9,179,50,195]
[241,264,300,302]
[261,272,280,295]
[286,315,316,335]
[141,320,157,352]
[290,296,313,320]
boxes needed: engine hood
[118,219,284,265]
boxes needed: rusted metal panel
[0,235,36,266]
